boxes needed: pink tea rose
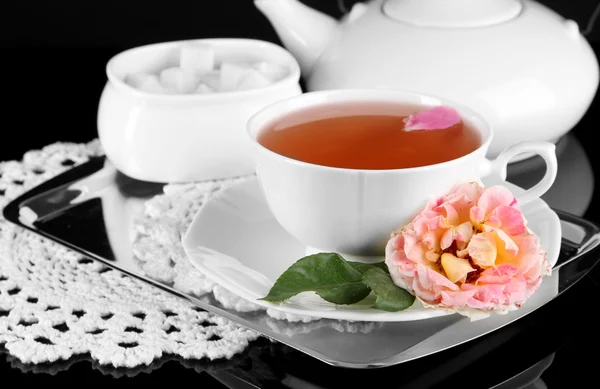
[385,181,552,321]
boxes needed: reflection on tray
[0,336,558,388]
[2,133,600,370]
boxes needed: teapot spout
[254,0,339,77]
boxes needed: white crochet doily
[0,140,262,368]
[131,172,320,323]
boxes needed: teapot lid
[383,0,523,27]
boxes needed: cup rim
[246,88,494,174]
[105,38,302,101]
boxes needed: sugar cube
[237,69,272,91]
[138,75,166,93]
[219,62,254,92]
[252,61,289,82]
[198,70,221,91]
[159,67,199,94]
[195,83,214,94]
[180,42,215,75]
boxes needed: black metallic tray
[3,135,600,370]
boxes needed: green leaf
[316,284,372,305]
[349,261,389,275]
[361,267,416,312]
[260,252,371,305]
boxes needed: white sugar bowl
[97,38,302,183]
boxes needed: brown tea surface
[258,107,481,170]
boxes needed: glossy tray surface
[3,155,600,369]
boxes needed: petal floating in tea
[404,106,462,131]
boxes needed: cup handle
[483,141,558,206]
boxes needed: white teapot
[255,0,599,158]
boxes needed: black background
[2,1,600,387]
[0,0,598,161]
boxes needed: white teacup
[246,89,558,260]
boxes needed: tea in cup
[246,89,558,260]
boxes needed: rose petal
[440,289,477,307]
[422,266,460,291]
[440,221,473,251]
[493,229,519,256]
[455,221,474,244]
[457,248,469,258]
[473,283,506,303]
[413,214,442,235]
[423,228,444,252]
[436,190,476,225]
[467,232,498,268]
[385,233,402,259]
[477,185,518,216]
[453,181,485,203]
[440,228,454,250]
[441,253,475,283]
[402,230,420,256]
[470,206,485,228]
[440,202,460,226]
[412,279,438,303]
[496,234,547,279]
[403,106,462,131]
[405,236,429,263]
[426,250,440,262]
[502,276,529,304]
[489,205,527,235]
[478,264,518,284]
